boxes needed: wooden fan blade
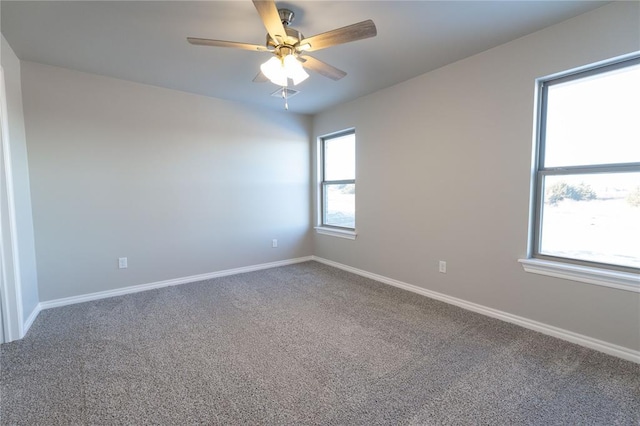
[252,0,287,45]
[300,55,347,81]
[300,20,377,52]
[187,37,268,52]
[253,71,269,83]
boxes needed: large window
[320,130,355,231]
[532,56,640,273]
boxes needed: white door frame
[0,65,24,343]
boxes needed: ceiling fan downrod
[278,9,295,27]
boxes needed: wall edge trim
[39,256,314,310]
[311,256,640,364]
[21,302,41,337]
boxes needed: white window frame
[315,129,357,240]
[520,53,640,293]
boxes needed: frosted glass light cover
[283,55,308,85]
[260,56,287,86]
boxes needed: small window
[320,130,355,230]
[532,56,640,273]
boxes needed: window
[317,130,356,237]
[528,55,640,277]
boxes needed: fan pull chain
[282,86,288,110]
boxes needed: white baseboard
[21,303,42,338]
[312,256,640,364]
[25,255,640,363]
[39,256,314,311]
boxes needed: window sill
[518,258,639,293]
[314,226,357,240]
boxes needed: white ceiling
[1,1,608,115]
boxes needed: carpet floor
[1,261,639,425]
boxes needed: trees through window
[533,56,640,272]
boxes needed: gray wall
[21,62,313,301]
[1,35,39,337]
[313,2,640,351]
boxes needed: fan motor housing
[266,26,304,49]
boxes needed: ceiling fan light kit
[260,48,309,86]
[187,0,377,108]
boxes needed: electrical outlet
[272,239,278,248]
[439,260,446,274]
[118,257,128,269]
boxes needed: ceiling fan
[187,0,377,102]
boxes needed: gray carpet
[1,261,639,425]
